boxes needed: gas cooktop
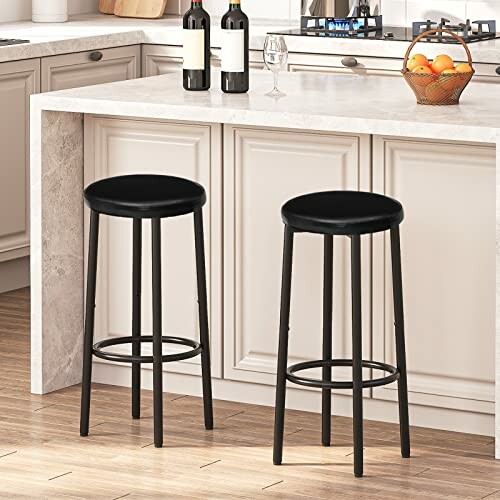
[0,38,30,46]
[273,18,500,43]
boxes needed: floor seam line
[112,494,131,500]
[225,410,245,419]
[48,471,72,481]
[200,459,221,469]
[262,480,284,491]
[33,403,56,412]
[481,489,500,499]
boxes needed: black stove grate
[412,18,497,42]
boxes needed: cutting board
[114,0,167,18]
[99,0,116,14]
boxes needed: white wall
[0,0,97,23]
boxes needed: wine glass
[263,35,288,97]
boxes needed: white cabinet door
[142,45,264,77]
[223,125,371,387]
[42,46,140,92]
[0,58,40,262]
[84,116,222,377]
[142,45,183,77]
[372,136,496,414]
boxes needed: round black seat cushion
[84,174,206,219]
[282,191,404,235]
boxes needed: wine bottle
[183,0,210,91]
[221,0,249,93]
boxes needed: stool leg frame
[80,210,100,437]
[322,235,333,447]
[151,218,163,448]
[132,219,142,420]
[351,235,363,478]
[194,209,214,430]
[273,226,294,465]
[390,226,411,458]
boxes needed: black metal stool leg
[322,235,333,447]
[80,210,100,437]
[351,234,363,478]
[194,209,213,430]
[132,219,142,420]
[390,226,411,458]
[152,218,163,448]
[273,226,294,466]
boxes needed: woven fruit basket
[402,29,475,105]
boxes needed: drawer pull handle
[496,66,500,76]
[341,57,358,68]
[89,51,104,62]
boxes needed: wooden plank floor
[0,288,499,499]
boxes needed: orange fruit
[407,53,430,71]
[411,65,437,87]
[431,54,455,74]
[455,62,473,83]
[455,62,473,73]
[439,68,459,91]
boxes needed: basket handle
[402,29,473,74]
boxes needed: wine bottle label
[183,29,205,70]
[221,29,245,72]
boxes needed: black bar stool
[80,174,213,448]
[273,190,410,477]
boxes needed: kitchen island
[30,70,500,455]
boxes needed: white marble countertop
[31,69,500,144]
[0,13,499,64]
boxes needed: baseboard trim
[0,256,30,293]
[92,362,495,437]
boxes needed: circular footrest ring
[286,359,399,389]
[93,335,202,364]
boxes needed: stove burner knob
[341,57,359,68]
[496,66,500,76]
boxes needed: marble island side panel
[31,110,84,394]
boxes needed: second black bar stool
[273,190,410,477]
[80,174,213,448]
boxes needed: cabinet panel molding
[0,58,40,260]
[372,136,496,414]
[84,116,222,378]
[223,125,371,388]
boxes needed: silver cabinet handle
[496,66,500,76]
[341,57,359,68]
[89,51,103,62]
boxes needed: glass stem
[273,70,279,91]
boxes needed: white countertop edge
[30,94,499,145]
